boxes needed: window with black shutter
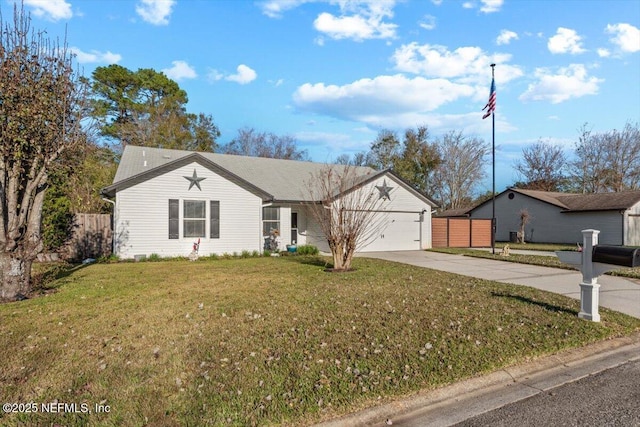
[210,201,220,239]
[169,199,179,239]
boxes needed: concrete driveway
[361,250,640,319]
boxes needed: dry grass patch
[1,257,639,426]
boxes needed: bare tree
[304,165,388,271]
[1,4,87,300]
[601,122,640,191]
[513,140,567,191]
[432,131,489,210]
[334,151,371,167]
[569,124,613,193]
[222,127,309,160]
[568,122,640,193]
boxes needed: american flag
[482,78,496,119]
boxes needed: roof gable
[328,168,439,208]
[102,152,273,200]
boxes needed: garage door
[359,212,422,252]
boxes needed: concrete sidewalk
[361,250,640,319]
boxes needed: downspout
[620,209,626,246]
[419,209,427,249]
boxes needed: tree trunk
[332,243,345,270]
[0,252,31,301]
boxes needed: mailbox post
[579,229,600,321]
[556,229,640,322]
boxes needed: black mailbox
[592,245,640,268]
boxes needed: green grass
[2,257,639,426]
[430,247,640,279]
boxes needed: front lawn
[1,257,639,426]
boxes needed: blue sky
[9,0,640,193]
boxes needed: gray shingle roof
[105,145,388,202]
[510,188,640,212]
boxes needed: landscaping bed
[1,257,639,426]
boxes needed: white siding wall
[114,162,262,259]
[470,191,624,245]
[304,205,330,253]
[277,205,291,251]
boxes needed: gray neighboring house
[101,145,438,259]
[469,188,640,245]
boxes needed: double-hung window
[184,200,206,238]
[262,207,280,236]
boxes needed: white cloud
[391,42,524,85]
[548,27,586,54]
[519,64,603,104]
[293,73,518,134]
[260,1,399,41]
[258,0,311,18]
[459,0,502,13]
[419,15,436,31]
[210,65,257,85]
[136,0,175,25]
[480,0,503,13]
[496,30,518,45]
[293,74,475,122]
[605,23,640,53]
[597,48,611,58]
[70,47,121,64]
[207,70,224,82]
[24,0,72,21]
[228,64,257,84]
[313,1,398,41]
[162,61,197,81]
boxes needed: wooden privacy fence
[63,213,113,261]
[432,218,492,248]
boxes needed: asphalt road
[452,359,640,427]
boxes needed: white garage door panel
[359,213,421,252]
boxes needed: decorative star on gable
[184,169,206,191]
[376,179,393,200]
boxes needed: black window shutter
[169,199,179,239]
[210,201,220,239]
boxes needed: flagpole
[490,63,496,255]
